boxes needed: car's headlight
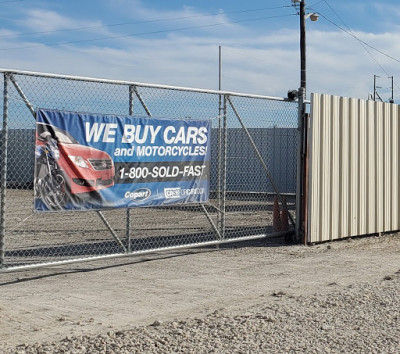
[68,155,89,168]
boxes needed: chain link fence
[0,69,299,271]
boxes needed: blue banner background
[34,108,210,211]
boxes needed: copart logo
[164,187,181,199]
[125,188,151,201]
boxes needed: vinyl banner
[34,108,210,211]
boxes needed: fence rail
[0,69,299,272]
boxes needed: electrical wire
[318,0,390,76]
[308,1,325,8]
[0,13,296,51]
[310,4,400,93]
[310,7,400,65]
[0,5,292,39]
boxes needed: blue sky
[1,0,399,102]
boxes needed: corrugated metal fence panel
[308,93,400,243]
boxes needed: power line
[310,5,400,93]
[0,5,292,39]
[317,1,391,76]
[308,1,325,7]
[0,13,296,51]
[311,8,400,65]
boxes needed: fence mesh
[0,70,298,270]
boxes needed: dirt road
[0,233,399,352]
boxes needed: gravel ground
[3,267,400,353]
[1,234,399,353]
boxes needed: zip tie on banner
[211,113,226,121]
[178,113,225,122]
[203,113,226,124]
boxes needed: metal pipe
[96,211,127,253]
[389,76,394,102]
[0,68,291,102]
[0,232,285,274]
[217,46,223,232]
[129,84,134,116]
[219,46,222,92]
[217,114,222,233]
[221,95,228,238]
[201,204,222,240]
[133,86,152,117]
[295,91,305,241]
[9,74,36,119]
[126,85,135,252]
[302,112,310,245]
[0,73,9,268]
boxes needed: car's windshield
[54,130,77,144]
[37,123,79,144]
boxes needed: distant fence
[0,69,299,271]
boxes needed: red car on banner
[34,122,115,209]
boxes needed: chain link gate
[0,69,298,272]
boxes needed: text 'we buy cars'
[84,122,209,157]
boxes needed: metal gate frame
[0,69,299,272]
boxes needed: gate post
[220,95,228,239]
[216,88,223,237]
[295,87,306,243]
[0,73,9,268]
[126,84,134,253]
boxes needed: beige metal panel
[358,99,367,236]
[375,102,384,233]
[308,93,400,243]
[366,100,377,234]
[339,96,350,239]
[349,97,359,236]
[308,93,321,242]
[321,94,332,241]
[391,104,399,230]
[393,105,400,230]
[330,95,340,239]
[383,103,391,230]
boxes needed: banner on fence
[34,108,210,211]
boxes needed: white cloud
[1,2,400,102]
[17,9,79,32]
[373,3,400,31]
[307,28,400,98]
